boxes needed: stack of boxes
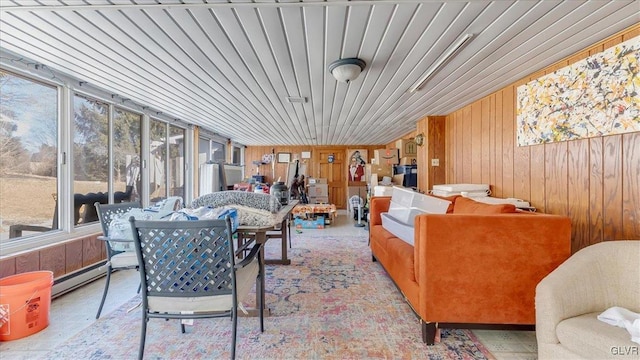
[307,178,329,204]
[298,177,329,228]
[366,149,398,183]
[394,139,418,187]
[395,139,417,165]
[366,139,419,188]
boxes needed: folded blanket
[191,191,282,213]
[598,306,640,344]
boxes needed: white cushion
[110,251,138,268]
[390,186,451,214]
[431,183,490,192]
[381,213,414,245]
[387,204,426,226]
[148,257,259,313]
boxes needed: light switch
[431,158,440,166]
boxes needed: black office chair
[94,201,142,319]
[130,216,264,360]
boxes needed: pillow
[428,194,460,213]
[229,205,278,227]
[453,196,517,214]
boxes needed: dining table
[235,199,298,316]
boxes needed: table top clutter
[292,203,338,219]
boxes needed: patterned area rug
[41,233,495,359]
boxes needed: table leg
[281,219,289,262]
[288,214,292,248]
[240,231,270,317]
[265,220,291,265]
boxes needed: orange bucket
[0,271,53,341]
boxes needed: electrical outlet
[431,158,440,166]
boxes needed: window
[198,136,210,166]
[211,141,226,163]
[232,145,243,165]
[149,119,167,203]
[149,120,185,203]
[169,125,185,198]
[73,95,108,226]
[0,71,58,242]
[113,108,142,203]
[0,66,196,249]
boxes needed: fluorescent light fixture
[409,33,474,93]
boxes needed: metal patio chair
[130,217,264,360]
[94,201,142,319]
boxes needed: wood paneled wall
[444,25,640,252]
[244,145,382,185]
[415,117,446,192]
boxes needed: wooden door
[317,149,346,209]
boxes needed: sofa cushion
[428,194,460,213]
[452,196,517,214]
[381,213,415,245]
[556,312,639,359]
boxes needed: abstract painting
[516,36,639,146]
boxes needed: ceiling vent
[286,96,307,103]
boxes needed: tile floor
[0,210,538,359]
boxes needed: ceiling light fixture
[328,58,366,84]
[409,33,474,93]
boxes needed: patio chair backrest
[95,201,142,237]
[130,217,236,298]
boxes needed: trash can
[0,271,53,341]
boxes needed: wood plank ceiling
[0,0,637,146]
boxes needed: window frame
[0,66,196,257]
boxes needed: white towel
[627,319,640,345]
[598,306,640,344]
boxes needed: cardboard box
[308,178,327,184]
[399,157,417,165]
[365,163,393,182]
[294,216,325,229]
[307,184,328,197]
[392,174,404,185]
[348,185,367,204]
[374,148,399,166]
[396,139,417,157]
[309,196,329,204]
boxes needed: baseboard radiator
[51,262,106,299]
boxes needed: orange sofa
[369,195,572,344]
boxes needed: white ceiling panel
[0,0,637,145]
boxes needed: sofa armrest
[535,240,640,345]
[369,196,391,226]
[413,213,571,325]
